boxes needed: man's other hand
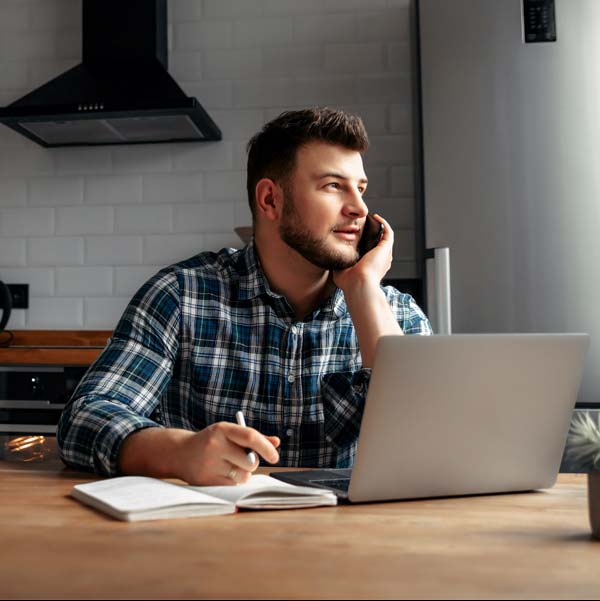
[176,422,281,486]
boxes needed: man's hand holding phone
[333,213,393,292]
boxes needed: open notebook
[70,475,337,521]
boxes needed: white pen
[235,411,257,466]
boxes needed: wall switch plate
[7,284,29,309]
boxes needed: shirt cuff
[92,406,162,476]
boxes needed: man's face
[278,141,369,270]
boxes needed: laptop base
[272,469,351,499]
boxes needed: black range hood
[0,0,221,147]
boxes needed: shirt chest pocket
[189,347,284,436]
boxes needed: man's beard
[278,187,360,271]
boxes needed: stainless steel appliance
[418,0,600,406]
[0,366,88,434]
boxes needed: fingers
[222,442,259,473]
[210,471,245,486]
[211,428,281,486]
[373,213,394,244]
[182,423,281,486]
[224,463,250,485]
[266,435,281,449]
[224,424,280,464]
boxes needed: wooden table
[0,447,599,600]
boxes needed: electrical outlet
[7,284,29,309]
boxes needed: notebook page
[190,474,335,505]
[72,476,232,513]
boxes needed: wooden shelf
[0,330,112,366]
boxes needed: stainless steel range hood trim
[0,104,221,148]
[0,97,203,118]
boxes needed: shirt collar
[235,238,348,319]
[236,238,282,302]
[322,286,347,318]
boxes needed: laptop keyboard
[308,478,351,492]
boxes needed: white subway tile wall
[0,0,416,330]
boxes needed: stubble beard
[278,186,360,271]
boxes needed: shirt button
[287,373,296,383]
[286,428,294,437]
[291,325,299,335]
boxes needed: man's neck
[254,231,336,321]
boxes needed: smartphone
[358,213,384,257]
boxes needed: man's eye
[327,182,340,189]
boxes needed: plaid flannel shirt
[57,240,432,476]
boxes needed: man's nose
[343,190,369,219]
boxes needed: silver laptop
[271,334,590,503]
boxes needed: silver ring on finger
[227,466,238,482]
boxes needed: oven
[0,365,89,434]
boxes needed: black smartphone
[358,213,384,257]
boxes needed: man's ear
[255,178,284,222]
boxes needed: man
[57,107,432,486]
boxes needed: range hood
[0,0,221,147]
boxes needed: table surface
[0,446,599,600]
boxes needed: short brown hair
[246,107,369,222]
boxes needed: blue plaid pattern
[57,240,432,476]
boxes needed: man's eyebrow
[316,172,369,184]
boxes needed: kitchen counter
[0,330,111,365]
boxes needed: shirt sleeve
[57,269,181,477]
[321,288,432,448]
